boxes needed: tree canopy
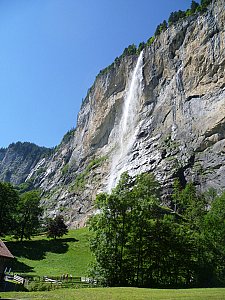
[0,182,43,240]
[15,190,43,241]
[47,215,68,239]
[89,172,225,288]
[0,182,20,236]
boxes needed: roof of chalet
[0,240,14,259]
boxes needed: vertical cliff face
[0,0,224,227]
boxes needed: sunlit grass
[5,228,94,277]
[1,287,225,300]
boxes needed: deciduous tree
[47,215,68,239]
[0,182,19,236]
[15,190,43,241]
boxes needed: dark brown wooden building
[0,240,14,281]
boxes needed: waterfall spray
[107,50,144,191]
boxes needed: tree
[122,44,137,57]
[0,182,19,236]
[89,172,135,285]
[154,24,161,36]
[90,173,222,288]
[162,20,168,33]
[200,0,212,9]
[168,10,186,26]
[171,178,182,212]
[202,192,225,286]
[154,20,167,36]
[89,172,171,287]
[47,215,68,239]
[190,1,199,13]
[171,180,217,287]
[137,42,145,54]
[168,12,177,25]
[89,173,134,286]
[15,190,43,241]
[90,170,225,288]
[171,180,206,227]
[146,36,155,47]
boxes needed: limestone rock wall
[0,142,51,185]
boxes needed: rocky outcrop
[0,142,52,185]
[0,0,224,227]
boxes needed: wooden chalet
[0,240,14,281]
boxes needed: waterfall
[107,50,144,191]
[176,65,184,92]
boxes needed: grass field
[2,231,225,299]
[1,287,225,300]
[4,228,94,277]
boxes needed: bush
[72,156,106,191]
[62,164,69,175]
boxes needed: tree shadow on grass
[6,237,78,261]
[10,259,34,274]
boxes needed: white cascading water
[107,50,144,191]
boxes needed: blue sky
[0,0,197,148]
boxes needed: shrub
[72,156,107,191]
[62,164,69,175]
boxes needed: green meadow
[2,229,225,299]
[5,228,94,277]
[1,287,225,300]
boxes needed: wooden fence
[4,274,25,284]
[3,272,97,289]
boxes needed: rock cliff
[0,0,224,227]
[0,142,52,185]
